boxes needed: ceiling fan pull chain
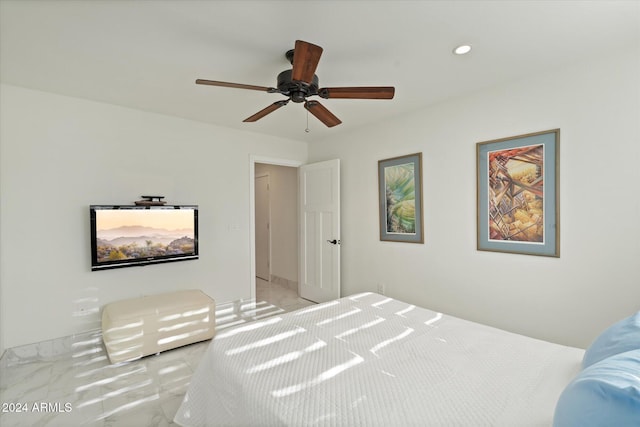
[305,109,310,133]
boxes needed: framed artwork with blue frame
[476,129,560,257]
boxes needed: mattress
[174,292,583,426]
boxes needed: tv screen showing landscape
[90,205,198,271]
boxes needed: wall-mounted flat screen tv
[90,205,198,271]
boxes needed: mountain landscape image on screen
[96,225,195,262]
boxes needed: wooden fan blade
[243,100,289,122]
[304,101,342,127]
[318,86,395,99]
[291,40,323,84]
[196,79,273,92]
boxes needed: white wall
[309,50,640,349]
[254,163,298,283]
[0,84,307,353]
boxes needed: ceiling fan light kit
[196,40,395,127]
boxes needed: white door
[255,174,270,281]
[299,159,340,303]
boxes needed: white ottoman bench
[101,289,216,364]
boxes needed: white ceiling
[1,1,638,143]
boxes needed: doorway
[249,155,341,306]
[254,162,301,304]
[255,173,270,281]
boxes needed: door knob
[327,239,340,245]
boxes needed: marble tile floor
[255,277,315,313]
[0,280,315,426]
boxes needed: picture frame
[378,152,424,243]
[476,129,560,257]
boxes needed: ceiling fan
[196,40,395,128]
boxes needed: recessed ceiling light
[453,44,472,55]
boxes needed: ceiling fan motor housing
[277,69,319,103]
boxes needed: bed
[173,292,598,426]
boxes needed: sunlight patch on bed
[246,339,327,374]
[425,313,443,326]
[348,292,373,301]
[294,300,340,315]
[395,305,416,317]
[225,327,306,355]
[317,307,361,326]
[371,297,393,308]
[271,353,365,398]
[335,317,385,341]
[370,327,414,356]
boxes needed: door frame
[254,173,271,281]
[249,155,304,301]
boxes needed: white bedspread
[174,292,583,426]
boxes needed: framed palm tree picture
[378,153,424,243]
